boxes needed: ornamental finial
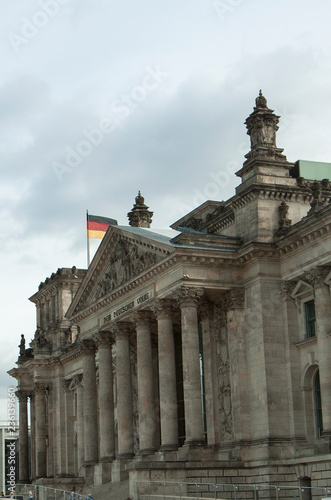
[255,89,267,108]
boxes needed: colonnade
[17,287,211,481]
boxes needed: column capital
[113,321,134,339]
[34,382,47,395]
[94,331,114,348]
[151,299,175,319]
[15,390,28,402]
[306,266,331,286]
[174,286,204,307]
[78,339,96,355]
[225,288,245,310]
[134,310,153,328]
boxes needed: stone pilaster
[114,323,134,458]
[175,286,205,446]
[73,374,84,476]
[16,390,29,482]
[225,289,249,443]
[134,311,155,454]
[79,340,98,465]
[95,332,115,461]
[199,301,219,446]
[34,383,47,478]
[307,267,331,435]
[153,300,178,450]
[29,393,36,479]
[279,280,305,439]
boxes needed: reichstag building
[9,93,331,497]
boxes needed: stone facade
[9,94,331,497]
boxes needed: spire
[127,191,153,228]
[255,89,268,109]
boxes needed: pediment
[91,237,162,302]
[290,279,313,299]
[69,228,173,317]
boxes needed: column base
[116,452,134,459]
[159,444,178,452]
[111,458,130,482]
[184,439,205,447]
[82,463,95,485]
[99,454,115,463]
[138,448,155,456]
[94,462,111,485]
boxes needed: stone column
[115,323,134,458]
[308,267,331,435]
[74,375,84,476]
[80,340,98,464]
[175,286,205,446]
[95,332,115,461]
[153,300,178,450]
[135,311,155,454]
[34,383,47,478]
[16,390,29,482]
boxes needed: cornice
[277,205,331,257]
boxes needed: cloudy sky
[1,0,331,420]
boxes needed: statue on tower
[18,334,26,357]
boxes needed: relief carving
[95,239,158,299]
[214,303,233,440]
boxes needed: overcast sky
[1,0,331,420]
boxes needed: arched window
[314,370,323,438]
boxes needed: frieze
[102,289,154,325]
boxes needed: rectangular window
[305,300,316,338]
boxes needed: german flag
[87,213,118,239]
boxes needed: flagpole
[86,209,91,268]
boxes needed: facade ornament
[308,181,324,214]
[243,91,288,166]
[95,237,158,299]
[275,201,292,236]
[127,191,153,228]
[173,286,204,306]
[279,280,298,301]
[133,310,152,328]
[34,328,51,348]
[18,334,26,357]
[72,374,83,388]
[305,266,331,286]
[15,389,28,402]
[151,299,175,319]
[184,217,202,231]
[113,321,134,340]
[34,382,47,394]
[78,339,96,355]
[225,289,245,310]
[94,331,114,348]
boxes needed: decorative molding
[225,289,245,310]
